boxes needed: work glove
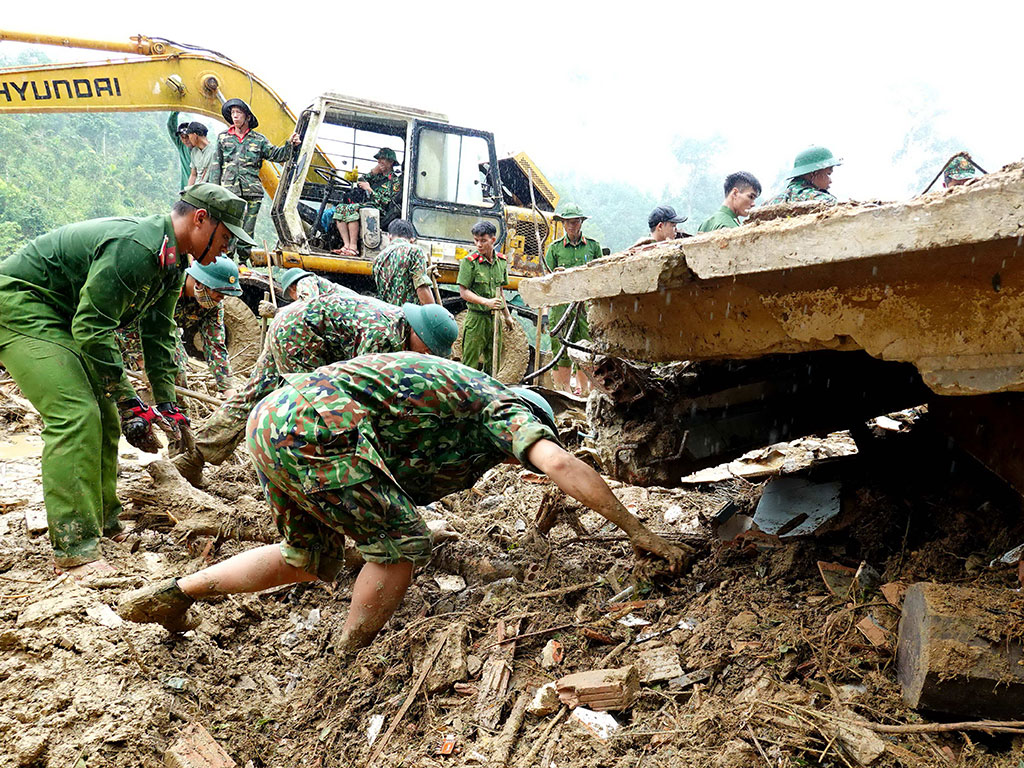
[258,299,277,319]
[118,398,167,454]
[157,402,194,456]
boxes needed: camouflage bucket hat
[402,303,458,358]
[553,202,588,221]
[180,183,258,246]
[944,155,978,183]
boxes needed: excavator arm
[0,29,333,198]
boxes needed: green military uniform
[116,295,233,392]
[167,113,191,190]
[332,171,403,224]
[373,240,431,306]
[0,216,185,565]
[544,234,602,368]
[210,127,294,260]
[190,292,410,467]
[766,178,837,205]
[246,352,557,577]
[457,250,508,375]
[698,205,740,232]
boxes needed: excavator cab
[272,93,506,285]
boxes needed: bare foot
[62,559,116,581]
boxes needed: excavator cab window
[407,120,504,246]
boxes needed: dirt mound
[451,310,530,384]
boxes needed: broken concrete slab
[898,582,1024,717]
[753,477,842,538]
[527,682,560,717]
[556,666,639,712]
[164,723,237,768]
[24,507,47,536]
[636,643,683,683]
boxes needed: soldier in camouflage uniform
[209,99,301,263]
[766,146,841,205]
[943,153,982,188]
[373,219,435,306]
[332,147,404,257]
[256,268,355,320]
[172,293,458,485]
[119,352,691,649]
[117,257,241,396]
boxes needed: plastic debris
[616,614,650,628]
[279,608,321,647]
[366,714,385,746]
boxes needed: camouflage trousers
[332,203,362,224]
[461,309,503,376]
[229,198,261,263]
[548,302,590,370]
[246,385,432,578]
[114,326,188,388]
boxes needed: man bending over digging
[119,352,691,653]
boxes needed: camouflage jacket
[293,274,353,302]
[210,128,294,201]
[362,171,403,215]
[766,178,837,205]
[116,293,232,391]
[372,240,431,306]
[249,352,556,504]
[221,292,406,424]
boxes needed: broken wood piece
[898,582,1024,717]
[522,707,568,765]
[475,618,521,730]
[164,723,237,768]
[490,690,530,766]
[482,622,577,650]
[556,666,639,712]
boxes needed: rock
[527,682,560,717]
[898,582,1024,717]
[23,507,47,536]
[726,611,758,633]
[539,640,563,670]
[466,654,483,678]
[16,731,48,766]
[556,666,639,712]
[820,712,885,765]
[663,505,684,525]
[419,623,468,694]
[164,723,237,768]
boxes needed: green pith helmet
[553,202,588,221]
[374,147,399,163]
[402,303,458,357]
[943,154,978,183]
[787,146,842,179]
[510,386,558,435]
[221,98,258,130]
[279,268,313,293]
[180,183,258,245]
[185,256,242,296]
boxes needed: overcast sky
[3,1,1022,204]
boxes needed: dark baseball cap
[176,123,190,135]
[648,205,687,229]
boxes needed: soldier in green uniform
[698,172,762,232]
[171,294,457,485]
[0,184,255,576]
[167,113,192,189]
[332,147,404,257]
[766,147,841,205]
[119,352,692,648]
[373,219,435,306]
[209,98,301,263]
[116,257,242,398]
[458,220,512,376]
[544,203,602,395]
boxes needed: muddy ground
[3,376,1024,767]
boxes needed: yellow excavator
[0,29,562,378]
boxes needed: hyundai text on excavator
[0,29,562,379]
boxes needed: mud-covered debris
[820,713,886,766]
[433,574,466,593]
[528,682,560,717]
[570,707,619,740]
[556,665,639,711]
[636,643,683,683]
[898,582,1024,717]
[23,506,47,535]
[539,639,563,669]
[165,723,237,768]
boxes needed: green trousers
[0,318,123,566]
[461,309,503,376]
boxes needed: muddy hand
[630,530,694,575]
[118,398,166,454]
[157,402,192,454]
